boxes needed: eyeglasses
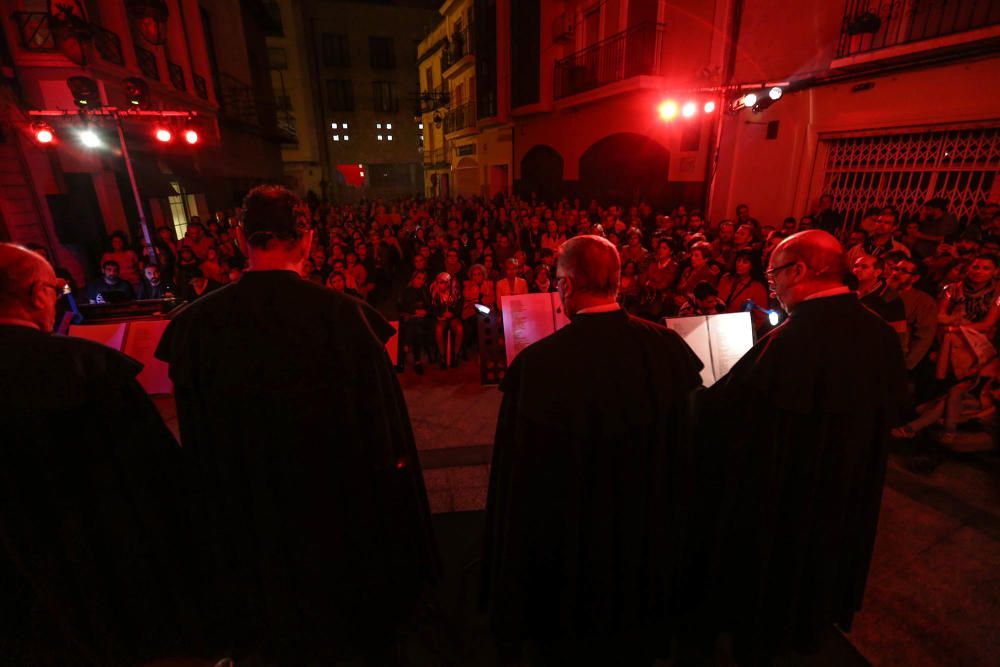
[38,279,71,297]
[765,260,799,280]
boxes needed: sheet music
[664,316,716,386]
[706,312,755,381]
[67,322,127,352]
[123,320,173,395]
[501,293,557,366]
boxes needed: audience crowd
[70,192,1000,439]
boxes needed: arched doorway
[519,144,564,201]
[578,133,670,207]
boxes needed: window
[369,36,395,69]
[326,79,353,111]
[372,81,398,112]
[267,47,287,69]
[322,34,350,67]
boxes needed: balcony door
[624,0,659,77]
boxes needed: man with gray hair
[0,243,205,664]
[693,230,907,664]
[482,235,703,665]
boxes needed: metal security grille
[821,126,1000,230]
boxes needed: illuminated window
[377,135,383,141]
[343,135,349,141]
[331,122,338,129]
[376,123,382,129]
[419,122,424,130]
[332,135,340,141]
[387,135,393,141]
[386,123,392,129]
[343,122,348,129]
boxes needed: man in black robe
[0,243,206,666]
[155,186,439,665]
[694,230,906,664]
[482,235,703,666]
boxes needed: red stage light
[34,125,54,144]
[183,129,199,144]
[704,101,717,113]
[658,100,679,121]
[742,93,758,107]
[681,101,697,118]
[155,127,172,142]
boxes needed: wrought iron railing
[12,12,124,66]
[168,61,186,91]
[218,73,258,124]
[418,83,450,113]
[92,24,123,65]
[423,146,446,166]
[554,22,665,100]
[444,101,476,134]
[193,73,209,99]
[441,24,474,69]
[836,0,1000,57]
[135,45,159,80]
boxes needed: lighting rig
[656,81,791,122]
[27,76,203,261]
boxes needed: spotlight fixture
[33,123,55,144]
[703,100,716,113]
[154,127,172,142]
[123,77,150,108]
[183,128,199,144]
[742,92,758,108]
[67,76,101,109]
[79,128,102,148]
[658,100,679,121]
[681,101,697,118]
[768,86,783,100]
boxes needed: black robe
[0,325,206,667]
[482,309,703,654]
[154,270,439,662]
[693,294,907,661]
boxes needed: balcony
[193,73,209,100]
[12,12,124,66]
[423,147,447,167]
[441,24,474,73]
[418,83,450,113]
[218,73,258,125]
[554,22,665,100]
[836,0,1000,58]
[168,61,186,91]
[135,45,159,80]
[444,101,476,135]
[275,96,297,143]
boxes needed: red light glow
[35,128,54,144]
[155,128,172,142]
[704,101,716,113]
[658,100,679,121]
[681,102,697,118]
[184,129,199,144]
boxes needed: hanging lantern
[127,0,169,46]
[49,1,93,66]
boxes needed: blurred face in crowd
[689,215,704,231]
[799,216,814,230]
[411,272,427,289]
[505,261,517,280]
[735,256,752,277]
[888,259,919,291]
[144,266,160,285]
[469,266,485,283]
[158,227,173,242]
[206,247,218,262]
[656,241,671,260]
[847,230,866,248]
[965,258,997,287]
[690,248,708,268]
[819,195,834,211]
[734,225,753,246]
[717,221,735,242]
[782,219,798,234]
[187,225,203,240]
[872,214,898,239]
[103,263,120,283]
[413,255,427,272]
[736,205,749,220]
[446,250,460,265]
[111,235,125,251]
[329,273,346,291]
[695,293,719,312]
[852,256,881,285]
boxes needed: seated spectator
[847,210,910,266]
[619,260,642,311]
[326,270,361,299]
[530,264,557,294]
[176,245,200,279]
[136,265,177,300]
[710,219,737,267]
[179,221,214,260]
[86,260,136,303]
[398,271,431,374]
[183,267,221,301]
[430,272,463,369]
[100,232,141,289]
[199,246,226,284]
[675,241,719,302]
[717,249,769,326]
[153,226,178,280]
[853,254,907,344]
[639,238,679,321]
[893,359,998,443]
[887,257,938,370]
[462,264,495,356]
[495,258,529,309]
[677,280,725,317]
[936,253,1000,380]
[345,252,374,300]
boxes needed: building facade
[709,0,1000,228]
[306,0,439,201]
[506,0,725,209]
[0,0,285,285]
[416,14,450,196]
[267,0,327,199]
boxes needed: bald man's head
[0,243,57,330]
[557,235,620,297]
[772,230,846,283]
